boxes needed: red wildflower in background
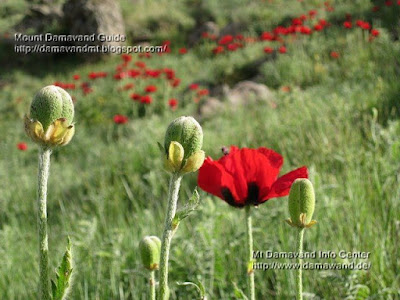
[113,72,128,80]
[260,31,274,41]
[198,146,308,207]
[145,85,157,93]
[168,98,178,110]
[372,5,380,12]
[197,89,209,97]
[218,35,234,45]
[122,54,132,63]
[227,43,239,51]
[164,68,175,80]
[371,29,380,37]
[145,69,161,78]
[141,95,152,104]
[212,46,224,54]
[113,114,128,124]
[264,47,273,54]
[170,78,181,87]
[308,10,317,18]
[189,83,199,90]
[128,69,141,78]
[17,142,28,151]
[122,83,134,90]
[179,47,188,54]
[385,1,393,6]
[135,61,146,68]
[73,74,80,80]
[314,24,323,31]
[279,46,287,54]
[343,21,352,29]
[300,26,312,35]
[130,93,141,101]
[330,51,340,58]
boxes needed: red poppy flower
[300,26,312,35]
[122,54,132,63]
[73,74,80,80]
[313,24,323,31]
[260,31,274,41]
[130,93,141,101]
[279,46,287,54]
[371,29,380,37]
[398,0,400,5]
[144,85,157,93]
[198,146,308,207]
[292,18,303,26]
[264,47,273,54]
[170,78,181,87]
[308,10,317,18]
[88,72,98,79]
[122,83,134,90]
[179,47,188,54]
[145,69,161,78]
[343,21,352,29]
[128,69,141,78]
[385,1,393,6]
[141,95,152,104]
[113,72,128,80]
[235,34,244,40]
[135,61,146,68]
[201,32,209,38]
[197,89,209,97]
[219,35,234,45]
[212,46,224,54]
[164,68,175,80]
[227,43,239,51]
[189,83,199,90]
[330,51,340,58]
[17,142,28,151]
[113,114,128,124]
[372,5,380,12]
[168,98,178,109]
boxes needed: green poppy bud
[164,116,203,161]
[25,85,75,147]
[287,179,317,228]
[163,116,204,174]
[139,236,161,271]
[30,85,74,131]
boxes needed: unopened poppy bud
[25,85,75,147]
[286,178,317,228]
[163,116,204,174]
[139,236,161,271]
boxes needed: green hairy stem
[158,174,182,300]
[296,228,305,300]
[246,206,255,300]
[37,147,52,300]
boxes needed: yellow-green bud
[139,236,161,271]
[25,85,75,147]
[30,85,74,131]
[163,116,205,174]
[287,179,317,228]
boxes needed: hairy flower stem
[296,228,305,300]
[37,147,52,300]
[150,270,156,300]
[159,174,182,300]
[246,206,255,300]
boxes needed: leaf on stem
[51,237,73,300]
[172,188,200,229]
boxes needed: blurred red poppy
[73,74,80,80]
[198,146,308,207]
[264,47,273,54]
[385,1,393,6]
[17,142,28,151]
[314,24,323,31]
[122,54,132,63]
[168,98,178,110]
[279,46,287,54]
[141,95,152,104]
[330,51,340,58]
[343,21,352,29]
[372,5,380,12]
[113,114,128,124]
[371,29,380,37]
[135,61,146,68]
[130,93,141,101]
[122,83,134,90]
[219,35,234,45]
[179,47,187,54]
[189,83,199,90]
[145,85,157,93]
[170,78,181,87]
[212,46,224,54]
[197,89,209,96]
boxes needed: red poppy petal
[198,157,240,203]
[261,166,308,200]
